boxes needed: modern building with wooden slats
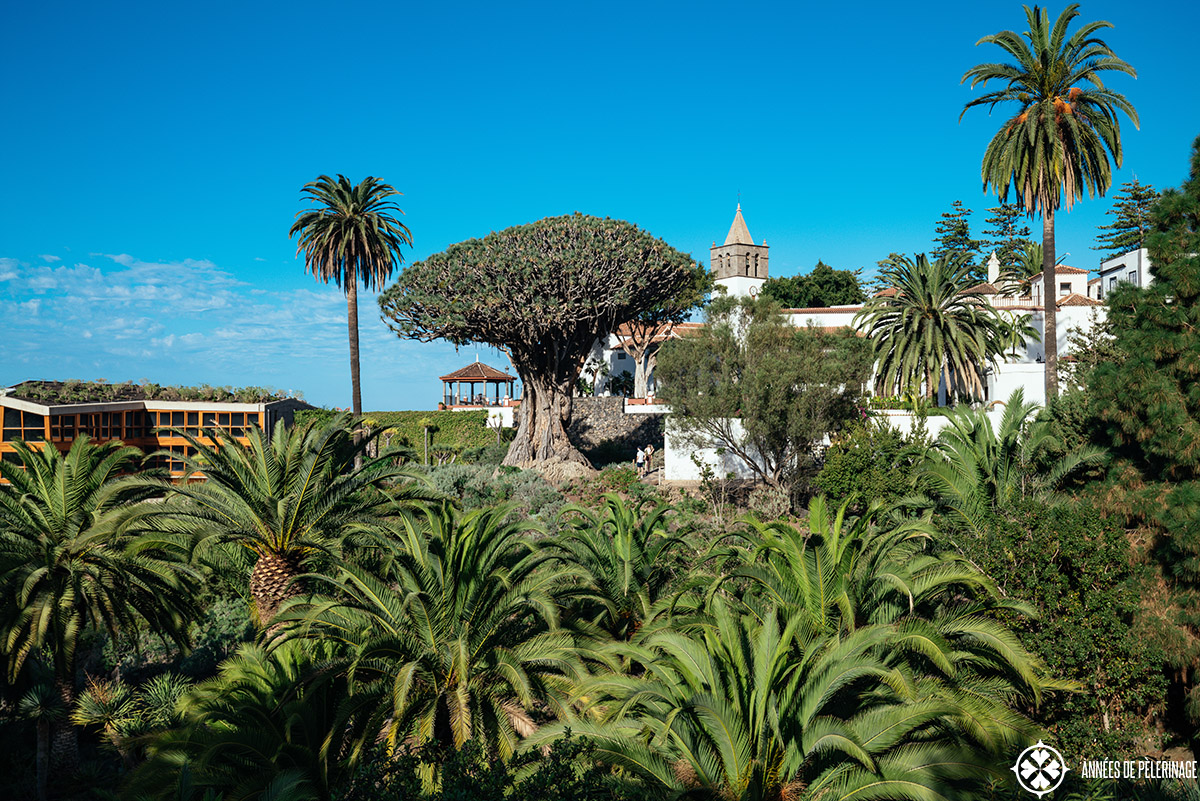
[0,381,310,476]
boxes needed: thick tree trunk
[250,551,303,626]
[1042,208,1059,400]
[503,372,590,471]
[633,351,650,398]
[51,678,78,776]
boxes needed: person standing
[645,444,655,473]
[635,446,646,477]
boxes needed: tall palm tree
[143,413,428,626]
[919,387,1106,533]
[275,503,581,775]
[962,3,1138,399]
[290,175,413,417]
[0,437,198,777]
[855,253,1002,402]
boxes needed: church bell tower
[711,203,768,298]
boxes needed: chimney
[987,252,1001,285]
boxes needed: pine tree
[982,203,1034,272]
[931,201,984,280]
[1093,178,1160,259]
[1089,136,1200,724]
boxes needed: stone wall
[567,397,664,462]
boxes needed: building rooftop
[5,380,300,407]
[723,203,757,246]
[438,362,515,382]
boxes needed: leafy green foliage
[918,388,1106,533]
[333,735,638,801]
[1088,135,1200,729]
[759,261,864,308]
[815,420,927,509]
[657,295,871,503]
[1094,178,1161,258]
[8,379,297,405]
[973,503,1165,755]
[425,463,563,525]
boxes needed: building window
[617,352,626,360]
[1128,271,1138,286]
[1059,282,1071,296]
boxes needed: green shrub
[426,464,563,526]
[972,502,1165,756]
[461,442,511,465]
[815,421,926,509]
[747,486,790,520]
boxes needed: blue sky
[3,0,1198,410]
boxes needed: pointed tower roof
[724,203,755,246]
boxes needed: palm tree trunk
[36,718,48,801]
[1042,208,1058,399]
[249,551,303,626]
[51,677,78,775]
[347,279,364,470]
[347,280,363,417]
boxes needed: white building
[1092,247,1153,301]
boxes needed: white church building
[593,205,1109,408]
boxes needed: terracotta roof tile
[1056,293,1103,307]
[439,362,515,382]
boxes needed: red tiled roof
[1056,293,1102,307]
[1029,265,1089,280]
[782,306,864,314]
[439,362,515,382]
[963,283,999,295]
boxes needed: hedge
[295,409,498,452]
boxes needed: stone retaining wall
[567,397,664,461]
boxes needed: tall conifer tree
[982,203,1034,271]
[931,201,984,278]
[1093,177,1160,258]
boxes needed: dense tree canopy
[379,214,706,475]
[656,296,871,502]
[1088,136,1200,733]
[982,202,1035,272]
[759,261,864,309]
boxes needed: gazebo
[439,361,518,407]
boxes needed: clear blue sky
[3,0,1197,410]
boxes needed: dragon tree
[378,213,705,478]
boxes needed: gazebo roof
[439,361,515,382]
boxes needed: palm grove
[4,8,1200,801]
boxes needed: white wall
[664,418,763,481]
[716,275,766,299]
